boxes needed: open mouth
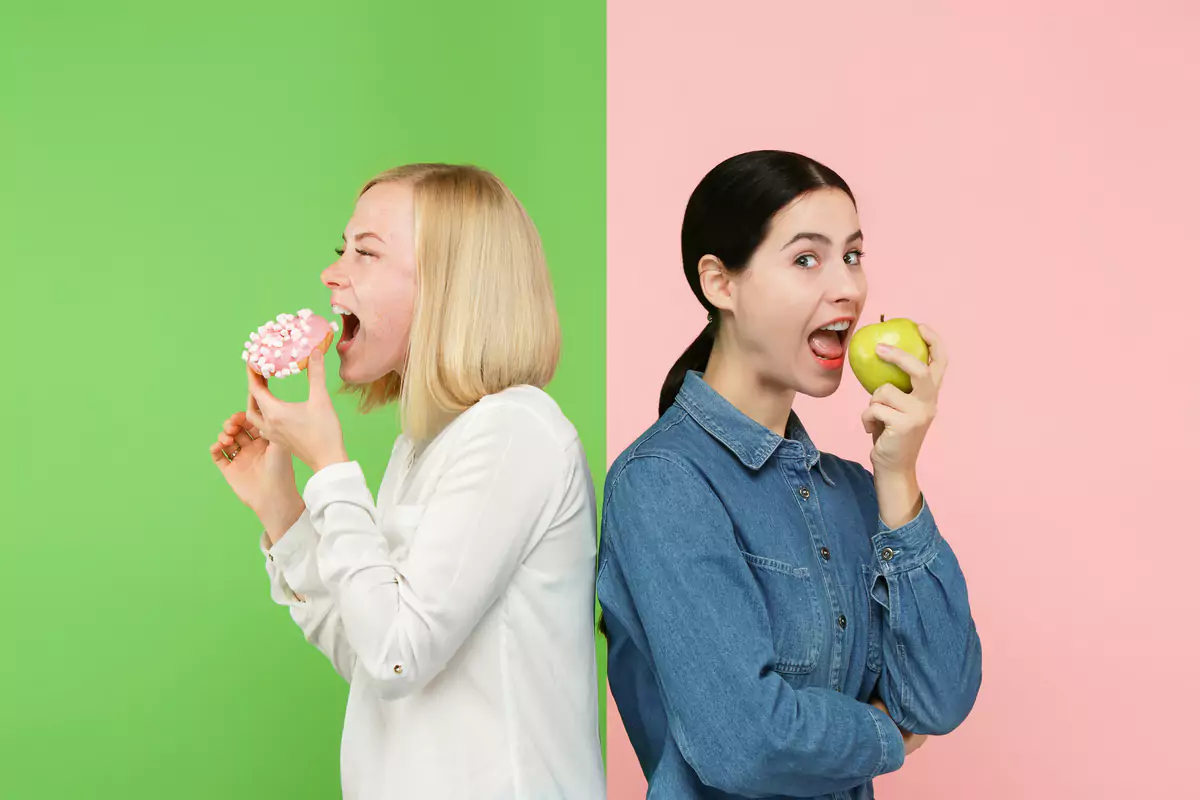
[332,304,361,351]
[807,318,852,367]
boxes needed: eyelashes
[793,249,866,269]
[334,247,376,258]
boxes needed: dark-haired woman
[597,151,982,799]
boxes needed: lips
[331,303,361,351]
[807,317,852,362]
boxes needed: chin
[792,367,844,399]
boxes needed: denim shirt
[598,372,982,799]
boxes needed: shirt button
[881,547,895,561]
[393,664,404,675]
[267,553,275,562]
[798,487,810,499]
[820,547,831,561]
[838,614,847,630]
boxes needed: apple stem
[880,314,885,323]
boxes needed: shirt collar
[675,371,832,481]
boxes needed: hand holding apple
[848,316,930,395]
[858,321,946,485]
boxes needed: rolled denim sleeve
[867,494,983,735]
[604,455,905,797]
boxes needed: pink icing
[241,309,337,378]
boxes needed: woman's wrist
[261,495,306,546]
[873,467,922,530]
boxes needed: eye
[334,247,376,258]
[844,249,865,266]
[794,253,819,269]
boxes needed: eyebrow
[780,230,864,250]
[341,232,386,244]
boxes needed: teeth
[819,320,851,332]
[332,304,351,316]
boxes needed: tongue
[808,330,844,360]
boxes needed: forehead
[765,188,860,244]
[349,181,414,240]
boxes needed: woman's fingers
[861,401,905,436]
[918,323,948,388]
[871,382,918,412]
[876,344,935,399]
[246,405,266,435]
[224,411,261,440]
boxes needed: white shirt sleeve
[261,510,357,682]
[303,403,567,700]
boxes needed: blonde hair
[337,163,561,442]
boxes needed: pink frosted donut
[241,308,339,378]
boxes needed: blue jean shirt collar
[675,370,834,483]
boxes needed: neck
[702,334,795,437]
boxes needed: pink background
[606,1,1199,797]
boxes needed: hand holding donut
[246,344,349,475]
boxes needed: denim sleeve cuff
[867,703,906,776]
[870,496,940,574]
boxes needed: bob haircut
[338,163,561,441]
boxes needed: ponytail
[658,318,716,416]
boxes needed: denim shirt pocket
[861,564,883,673]
[741,551,822,677]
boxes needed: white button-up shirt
[260,385,606,799]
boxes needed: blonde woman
[209,164,606,799]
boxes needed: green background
[0,3,605,797]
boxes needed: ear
[697,254,735,313]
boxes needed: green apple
[847,315,929,394]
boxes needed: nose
[827,259,866,308]
[321,260,347,290]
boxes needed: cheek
[371,283,417,338]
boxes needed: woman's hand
[860,324,946,528]
[209,410,304,539]
[860,324,946,475]
[870,697,929,756]
[245,346,349,475]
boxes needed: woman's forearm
[873,467,922,530]
[262,495,306,546]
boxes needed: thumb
[308,346,327,394]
